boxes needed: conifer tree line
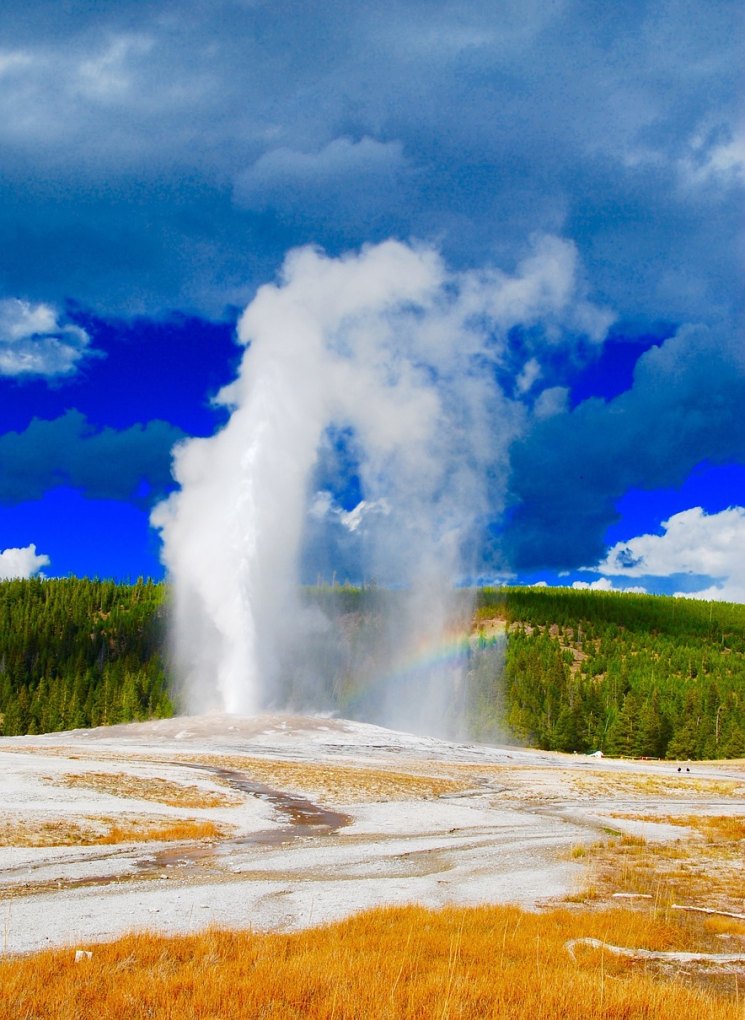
[0,579,743,757]
[482,587,745,759]
[0,578,172,735]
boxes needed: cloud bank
[234,137,410,225]
[0,410,183,504]
[0,1,739,322]
[599,506,745,602]
[504,322,745,571]
[0,2,740,591]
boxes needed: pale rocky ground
[0,714,743,955]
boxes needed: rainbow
[381,627,501,686]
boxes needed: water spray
[153,236,611,735]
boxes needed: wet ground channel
[134,763,351,875]
[0,764,352,898]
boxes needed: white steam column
[152,236,612,726]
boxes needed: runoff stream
[2,763,351,897]
[136,763,351,874]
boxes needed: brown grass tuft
[703,915,745,937]
[0,815,224,847]
[99,819,224,844]
[666,815,745,842]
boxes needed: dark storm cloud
[504,322,745,570]
[0,0,740,322]
[1,0,742,581]
[0,410,183,504]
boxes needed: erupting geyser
[152,237,611,734]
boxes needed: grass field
[1,903,743,1019]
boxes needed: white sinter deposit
[1,714,743,955]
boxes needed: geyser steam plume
[153,237,611,732]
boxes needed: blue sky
[0,0,743,598]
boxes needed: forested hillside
[0,580,743,758]
[0,578,172,735]
[479,587,745,759]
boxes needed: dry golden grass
[569,769,744,799]
[188,754,469,803]
[0,815,224,847]
[0,904,742,1019]
[407,762,745,805]
[0,746,127,759]
[655,814,745,842]
[57,771,240,808]
[704,916,745,938]
[573,812,745,918]
[0,748,474,802]
[0,817,106,847]
[99,819,224,845]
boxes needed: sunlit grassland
[1,904,742,1019]
[570,813,745,919]
[180,755,745,807]
[9,745,744,804]
[0,746,472,803]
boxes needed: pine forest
[0,579,743,759]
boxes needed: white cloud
[339,499,391,533]
[598,506,745,602]
[459,235,615,344]
[77,34,153,101]
[533,385,569,419]
[680,122,745,188]
[572,577,647,594]
[0,544,50,580]
[516,357,541,394]
[0,299,92,377]
[0,33,163,155]
[0,49,33,76]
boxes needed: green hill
[480,587,745,759]
[0,580,743,758]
